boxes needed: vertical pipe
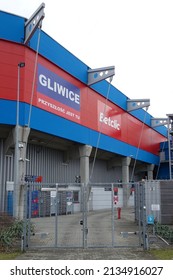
[141,182,148,250]
[82,183,88,248]
[138,183,142,246]
[55,183,58,247]
[111,183,115,247]
[14,63,25,218]
[22,184,27,251]
[27,184,31,248]
[13,65,20,217]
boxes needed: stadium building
[0,5,170,219]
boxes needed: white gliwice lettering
[39,74,80,105]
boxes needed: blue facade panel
[32,31,89,84]
[7,191,13,216]
[0,11,25,43]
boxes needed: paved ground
[26,207,141,248]
[15,207,164,260]
[15,247,156,260]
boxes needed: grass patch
[0,251,22,260]
[150,248,173,260]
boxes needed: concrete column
[147,164,155,180]
[79,145,92,208]
[79,145,92,184]
[121,156,131,207]
[122,156,131,183]
[13,126,30,219]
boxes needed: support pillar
[79,144,92,209]
[79,145,92,184]
[147,164,154,180]
[122,156,131,183]
[79,145,92,246]
[13,126,30,219]
[121,157,131,207]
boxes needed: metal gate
[23,182,146,250]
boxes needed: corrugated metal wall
[89,160,121,183]
[160,180,173,224]
[26,144,119,183]
[0,140,122,211]
[1,142,122,186]
[26,144,80,183]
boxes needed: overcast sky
[1,0,173,118]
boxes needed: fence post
[82,183,88,248]
[21,183,27,251]
[139,182,149,250]
[111,183,115,247]
[55,183,58,247]
[27,184,32,248]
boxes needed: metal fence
[20,182,147,250]
[3,180,173,251]
[134,182,149,249]
[135,180,173,247]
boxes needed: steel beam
[24,3,45,45]
[127,99,150,112]
[87,66,115,85]
[151,118,168,128]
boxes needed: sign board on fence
[147,215,154,224]
[151,204,160,211]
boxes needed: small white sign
[151,204,160,211]
[6,181,14,191]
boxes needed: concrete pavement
[15,247,156,260]
[15,207,163,259]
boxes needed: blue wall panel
[0,11,25,43]
[0,100,16,125]
[30,30,89,84]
